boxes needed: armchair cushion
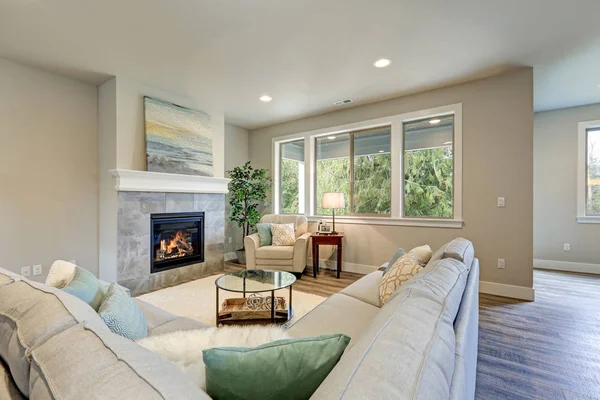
[256,223,272,246]
[256,246,294,260]
[271,223,295,246]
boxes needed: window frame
[314,127,392,217]
[577,120,600,223]
[271,103,463,228]
[278,139,306,215]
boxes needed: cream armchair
[244,214,311,274]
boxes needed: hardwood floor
[224,261,363,297]
[225,263,600,399]
[477,269,600,400]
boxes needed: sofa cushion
[340,271,382,307]
[256,223,273,246]
[261,214,308,238]
[378,252,422,304]
[0,361,24,400]
[133,298,178,331]
[149,317,211,336]
[311,257,470,400]
[383,248,406,275]
[0,270,108,397]
[45,260,77,289]
[61,266,105,311]
[287,293,379,347]
[256,245,294,260]
[29,323,209,400]
[98,284,148,340]
[408,244,433,265]
[443,237,475,268]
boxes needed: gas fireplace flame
[157,230,194,261]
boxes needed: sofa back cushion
[311,257,471,400]
[0,271,108,397]
[261,214,308,237]
[29,323,208,400]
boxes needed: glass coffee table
[215,269,296,326]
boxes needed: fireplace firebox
[150,212,205,273]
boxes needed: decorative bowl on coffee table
[215,269,296,326]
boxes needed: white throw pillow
[137,325,289,390]
[45,260,77,288]
[408,244,433,265]
[270,223,296,246]
[378,252,422,304]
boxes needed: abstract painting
[144,96,213,177]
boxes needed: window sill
[576,216,600,224]
[306,216,463,229]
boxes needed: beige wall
[249,68,534,289]
[224,123,250,254]
[0,59,99,280]
[534,104,600,265]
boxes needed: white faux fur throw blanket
[137,326,290,390]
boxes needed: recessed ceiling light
[378,150,384,153]
[373,58,391,68]
[444,141,453,145]
[259,95,272,102]
[327,136,336,140]
[429,119,441,124]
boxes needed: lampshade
[322,192,345,209]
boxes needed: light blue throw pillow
[256,223,272,246]
[98,284,148,340]
[383,248,406,275]
[61,266,105,311]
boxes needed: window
[272,103,462,227]
[578,121,600,223]
[279,139,305,214]
[404,116,454,218]
[315,127,391,216]
[587,128,600,216]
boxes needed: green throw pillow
[61,266,105,311]
[256,223,272,246]
[203,333,350,400]
[98,284,148,340]
[383,248,406,275]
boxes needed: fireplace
[150,212,205,273]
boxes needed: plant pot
[235,249,246,265]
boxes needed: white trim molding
[110,169,230,194]
[577,120,600,223]
[534,259,600,275]
[479,281,535,301]
[306,215,463,228]
[271,103,463,229]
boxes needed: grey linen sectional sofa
[0,237,477,399]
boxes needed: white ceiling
[1,0,600,129]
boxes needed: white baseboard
[534,259,600,275]
[479,281,535,301]
[224,252,237,262]
[307,258,377,275]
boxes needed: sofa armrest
[292,232,312,272]
[99,279,131,296]
[244,233,260,269]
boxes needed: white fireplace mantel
[110,169,230,194]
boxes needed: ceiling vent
[333,99,353,106]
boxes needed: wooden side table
[310,232,344,278]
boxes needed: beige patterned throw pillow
[379,252,422,304]
[270,223,295,246]
[409,244,433,265]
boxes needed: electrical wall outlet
[497,197,505,207]
[33,264,43,276]
[497,259,506,269]
[564,243,571,251]
[21,266,31,277]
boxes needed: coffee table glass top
[215,269,296,293]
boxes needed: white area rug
[137,274,326,327]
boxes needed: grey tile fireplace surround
[117,192,225,295]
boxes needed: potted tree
[227,161,270,264]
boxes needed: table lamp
[322,192,345,234]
